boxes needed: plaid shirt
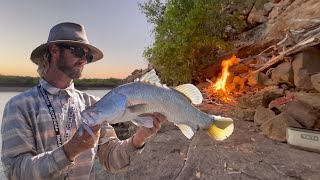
[1,79,142,180]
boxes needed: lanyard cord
[38,85,75,147]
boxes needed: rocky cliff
[113,1,320,179]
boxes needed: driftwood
[244,20,320,80]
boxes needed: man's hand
[63,125,101,161]
[132,112,167,148]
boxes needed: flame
[208,55,239,102]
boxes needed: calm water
[0,89,110,179]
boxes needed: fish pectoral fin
[80,123,98,142]
[207,115,234,141]
[173,84,203,105]
[132,116,154,128]
[175,124,196,139]
[127,104,148,113]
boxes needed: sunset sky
[0,0,153,79]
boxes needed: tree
[139,0,238,85]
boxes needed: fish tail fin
[207,115,234,141]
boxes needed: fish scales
[114,82,212,129]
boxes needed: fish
[81,69,234,141]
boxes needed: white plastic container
[286,127,320,153]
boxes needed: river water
[0,89,110,179]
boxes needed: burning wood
[204,55,240,104]
[244,21,320,79]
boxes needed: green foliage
[138,0,166,26]
[0,76,40,87]
[254,0,268,9]
[139,0,242,85]
[0,75,123,88]
[74,78,123,88]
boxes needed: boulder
[125,69,144,82]
[247,6,268,25]
[228,76,245,92]
[259,86,284,103]
[278,101,318,128]
[271,62,294,85]
[230,63,251,75]
[264,2,274,13]
[254,105,276,126]
[234,106,256,121]
[292,47,320,89]
[124,65,154,83]
[237,93,264,109]
[238,87,283,109]
[268,95,295,109]
[311,73,320,92]
[285,92,320,110]
[293,68,313,89]
[247,72,274,86]
[260,73,276,86]
[247,72,261,86]
[315,118,320,129]
[260,112,302,142]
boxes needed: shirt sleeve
[97,123,144,173]
[1,100,74,180]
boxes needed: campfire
[197,21,320,150]
[204,55,240,104]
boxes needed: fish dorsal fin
[135,69,169,89]
[139,69,161,84]
[174,84,203,105]
[175,124,195,139]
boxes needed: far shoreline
[0,86,114,92]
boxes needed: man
[1,22,166,180]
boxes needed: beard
[57,52,84,79]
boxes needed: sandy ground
[95,104,320,180]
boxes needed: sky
[0,0,154,79]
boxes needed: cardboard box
[286,127,320,153]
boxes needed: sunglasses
[58,44,93,63]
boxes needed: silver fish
[81,70,234,141]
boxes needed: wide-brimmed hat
[30,22,103,64]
